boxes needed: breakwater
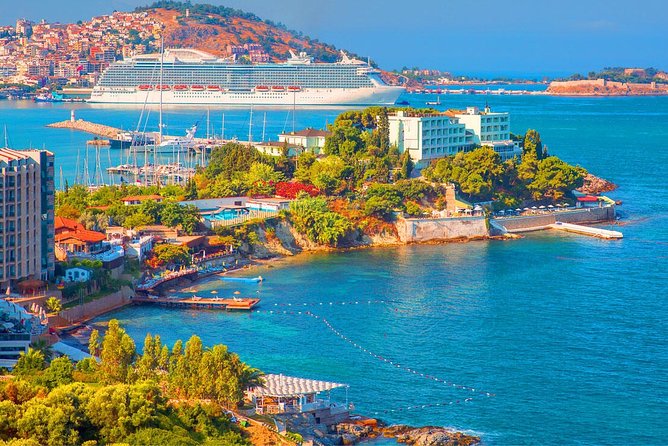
[494,206,616,233]
[47,119,122,139]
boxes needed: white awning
[250,374,347,397]
[52,342,93,362]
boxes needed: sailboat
[426,95,442,106]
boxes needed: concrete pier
[549,222,623,239]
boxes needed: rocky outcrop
[381,425,480,446]
[577,173,617,195]
[547,79,668,96]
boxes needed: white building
[278,128,331,155]
[65,267,92,283]
[388,110,473,168]
[126,235,153,261]
[0,299,38,369]
[454,106,521,161]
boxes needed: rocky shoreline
[576,173,618,195]
[334,421,480,446]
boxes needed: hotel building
[0,148,55,291]
[388,110,473,168]
[454,106,522,161]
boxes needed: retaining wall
[57,286,134,327]
[396,216,488,243]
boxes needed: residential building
[0,298,46,369]
[0,148,54,291]
[388,110,473,168]
[54,216,106,258]
[64,266,92,282]
[121,194,163,206]
[278,128,331,155]
[454,106,522,161]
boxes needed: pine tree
[100,319,137,383]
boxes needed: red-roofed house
[54,216,106,258]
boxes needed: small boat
[207,85,221,91]
[191,85,205,91]
[271,85,286,92]
[287,85,301,92]
[426,96,442,106]
[255,85,270,92]
[173,84,188,91]
[138,84,153,91]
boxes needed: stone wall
[494,206,615,233]
[56,286,134,327]
[396,216,488,243]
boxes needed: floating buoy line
[251,304,495,401]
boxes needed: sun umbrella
[210,290,218,294]
[548,205,554,208]
[539,205,546,209]
[523,207,529,211]
[531,206,538,210]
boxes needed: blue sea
[1,92,667,444]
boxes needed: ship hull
[89,86,404,106]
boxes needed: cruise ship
[89,49,404,106]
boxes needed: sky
[1,0,667,76]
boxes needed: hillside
[137,1,357,63]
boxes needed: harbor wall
[396,216,488,243]
[495,206,615,232]
[55,286,134,327]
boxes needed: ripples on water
[3,94,667,444]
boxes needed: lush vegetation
[0,320,260,445]
[423,143,586,206]
[564,67,668,84]
[56,183,201,234]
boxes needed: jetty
[549,222,623,239]
[47,119,122,139]
[133,295,260,311]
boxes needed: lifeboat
[287,86,301,92]
[137,84,153,91]
[191,85,205,91]
[271,85,286,92]
[207,85,221,91]
[255,85,270,92]
[173,84,188,91]
[156,84,170,91]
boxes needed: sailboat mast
[262,112,266,142]
[159,34,164,143]
[248,105,253,146]
[221,113,225,140]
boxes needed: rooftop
[280,128,331,138]
[122,194,163,202]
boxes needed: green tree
[364,183,403,219]
[153,244,191,266]
[527,156,585,200]
[13,349,45,377]
[44,297,62,314]
[99,319,136,384]
[243,162,284,195]
[288,197,353,246]
[88,329,101,357]
[41,357,74,389]
[123,212,154,229]
[523,129,544,160]
[309,155,347,194]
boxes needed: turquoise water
[2,95,668,444]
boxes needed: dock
[133,295,260,311]
[549,222,623,239]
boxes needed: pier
[549,222,623,239]
[133,295,260,311]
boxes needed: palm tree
[30,339,54,362]
[239,364,265,390]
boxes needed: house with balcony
[54,216,106,258]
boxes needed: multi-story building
[388,110,473,168]
[0,148,55,291]
[454,106,521,161]
[278,128,331,155]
